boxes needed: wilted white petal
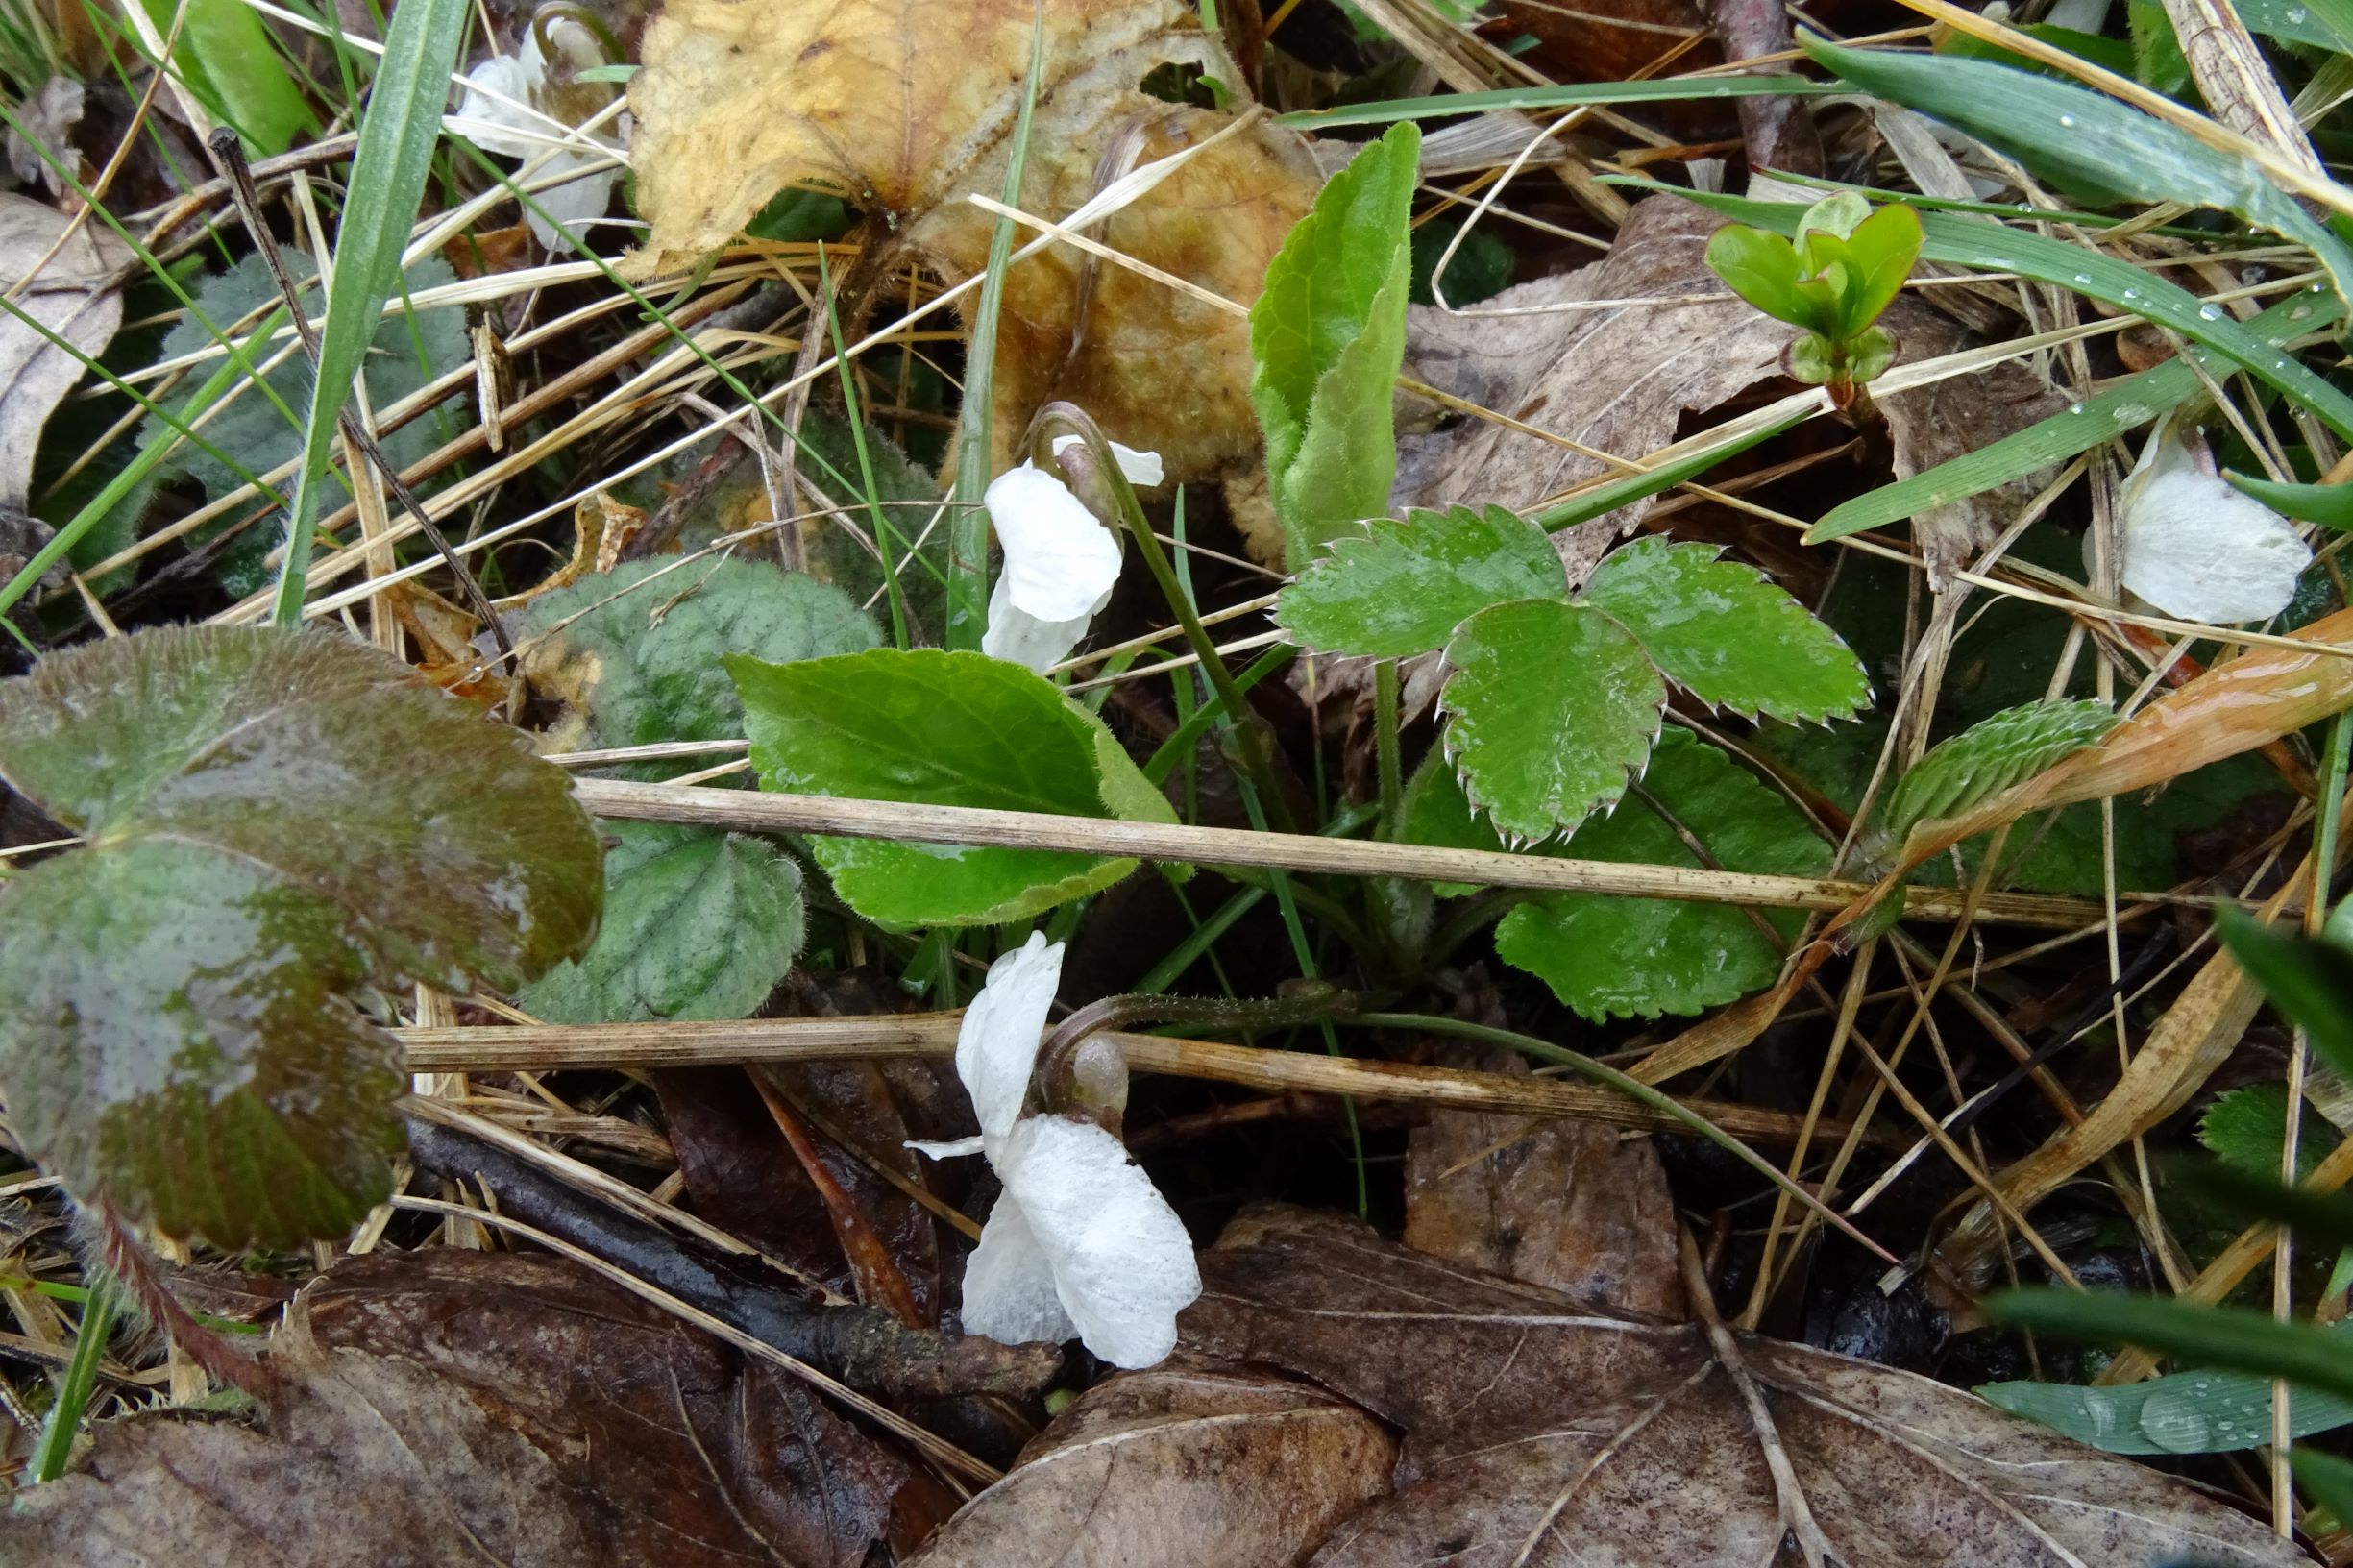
[955,930,1061,1146]
[993,1115,1200,1368]
[2120,427,2309,625]
[1049,433,1164,488]
[986,462,1121,624]
[519,154,618,253]
[980,572,1093,674]
[959,1189,1078,1349]
[906,1135,985,1160]
[455,46,546,159]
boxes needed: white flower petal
[980,572,1093,673]
[959,1191,1078,1349]
[955,930,1061,1145]
[2121,429,2310,625]
[521,156,619,254]
[455,54,544,158]
[1049,433,1164,488]
[906,1136,985,1160]
[985,463,1121,624]
[993,1115,1200,1368]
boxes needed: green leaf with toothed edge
[1440,598,1666,842]
[1882,699,2116,839]
[1276,503,1567,659]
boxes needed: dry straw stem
[573,775,2120,927]
[393,1016,1889,1148]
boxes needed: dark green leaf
[729,648,1176,927]
[1493,729,1829,1019]
[1441,599,1666,840]
[2218,910,2353,1082]
[1392,748,1505,897]
[520,822,803,1023]
[2295,1450,2353,1530]
[1980,1325,2353,1454]
[1409,219,1515,307]
[1276,504,1566,659]
[1989,1289,2353,1406]
[0,626,601,1246]
[1882,699,2115,838]
[146,0,314,154]
[2238,0,2353,50]
[1250,121,1420,567]
[2225,470,2353,529]
[2175,1143,2353,1250]
[1577,537,1870,721]
[1835,204,1924,336]
[2200,1083,2338,1180]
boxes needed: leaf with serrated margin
[1440,599,1665,841]
[1883,698,2114,839]
[1493,730,1830,1020]
[1250,121,1420,568]
[520,822,804,1023]
[0,626,601,1246]
[1579,537,1868,721]
[729,648,1176,927]
[1277,504,1565,659]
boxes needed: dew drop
[2198,303,2222,320]
[2059,113,2076,127]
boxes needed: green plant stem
[31,1272,115,1483]
[1374,657,1403,830]
[818,243,908,649]
[1142,643,1295,786]
[1338,1010,1900,1265]
[1036,983,1353,1105]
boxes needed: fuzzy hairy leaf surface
[519,822,804,1023]
[1251,122,1420,568]
[1578,537,1869,721]
[1440,599,1665,841]
[730,648,1175,926]
[0,627,601,1245]
[1276,503,1565,658]
[1493,730,1829,1020]
[1882,698,2115,838]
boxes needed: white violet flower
[2116,419,2309,625]
[980,439,1163,674]
[454,12,629,255]
[909,931,1200,1369]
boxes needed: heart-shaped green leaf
[730,648,1176,927]
[1578,537,1870,722]
[1441,599,1665,841]
[0,626,602,1246]
[1276,504,1567,659]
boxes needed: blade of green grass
[818,244,908,648]
[1276,74,1832,129]
[1530,406,1810,531]
[29,1273,116,1483]
[1991,1287,2353,1405]
[267,0,471,626]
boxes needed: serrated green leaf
[521,822,803,1023]
[729,648,1175,927]
[520,556,880,772]
[1980,1324,2353,1454]
[0,626,601,1246]
[1492,730,1829,1020]
[1577,537,1869,722]
[1441,599,1666,840]
[1276,504,1566,659]
[1803,33,2353,309]
[2200,1083,2337,1179]
[1882,698,2115,839]
[1250,121,1420,568]
[1393,748,1506,896]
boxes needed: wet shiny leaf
[1276,503,1567,659]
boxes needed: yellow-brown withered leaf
[625,0,1320,478]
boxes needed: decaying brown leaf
[1182,1208,2298,1567]
[625,0,1320,478]
[0,192,129,512]
[905,1360,1396,1568]
[1399,195,2064,584]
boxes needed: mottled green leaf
[521,821,803,1023]
[1493,730,1829,1019]
[1250,121,1420,568]
[1578,537,1869,722]
[1981,1325,2353,1455]
[1441,599,1665,841]
[1276,504,1565,659]
[730,648,1175,927]
[1883,698,2115,839]
[0,626,601,1246]
[521,556,880,772]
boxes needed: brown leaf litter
[0,192,130,516]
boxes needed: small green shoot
[1704,191,1923,408]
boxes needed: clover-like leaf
[1882,698,2115,839]
[519,821,803,1023]
[1578,537,1869,722]
[730,648,1177,927]
[1493,729,1830,1020]
[1440,599,1666,841]
[1276,504,1566,659]
[0,626,602,1247]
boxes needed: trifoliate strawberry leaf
[1883,698,2116,838]
[1494,730,1830,1020]
[729,648,1177,927]
[519,822,804,1023]
[0,626,602,1247]
[1441,599,1666,841]
[1276,504,1566,659]
[1577,537,1869,721]
[522,556,880,772]
[2199,1083,2335,1182]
